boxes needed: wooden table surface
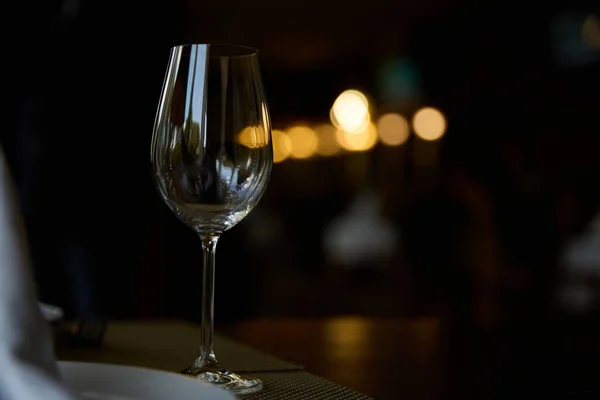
[55,314,600,400]
[220,315,600,400]
[221,316,441,400]
[56,319,373,399]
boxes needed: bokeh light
[412,107,446,141]
[330,90,370,134]
[582,14,600,50]
[376,113,410,146]
[314,124,341,156]
[287,126,318,159]
[238,126,267,149]
[336,122,378,152]
[324,317,368,361]
[272,129,291,163]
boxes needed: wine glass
[150,44,272,394]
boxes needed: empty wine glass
[151,44,272,394]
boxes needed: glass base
[181,358,262,395]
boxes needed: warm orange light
[412,107,446,141]
[331,90,370,134]
[314,124,340,156]
[582,14,600,50]
[376,113,410,146]
[237,126,267,148]
[336,122,378,152]
[324,317,368,361]
[272,129,291,163]
[288,126,318,159]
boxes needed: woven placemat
[241,372,374,400]
[57,320,373,399]
[58,320,302,373]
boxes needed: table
[221,317,442,400]
[56,320,373,399]
[221,315,600,399]
[57,315,600,399]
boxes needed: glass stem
[198,233,220,367]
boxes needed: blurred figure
[558,200,600,314]
[323,189,398,269]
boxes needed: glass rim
[171,43,259,58]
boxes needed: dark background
[3,1,600,398]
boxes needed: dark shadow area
[4,0,600,398]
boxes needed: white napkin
[0,145,76,399]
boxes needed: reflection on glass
[151,44,272,394]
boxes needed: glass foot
[181,359,262,395]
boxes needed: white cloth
[0,145,76,399]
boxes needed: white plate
[58,361,236,400]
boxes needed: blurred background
[4,0,600,398]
